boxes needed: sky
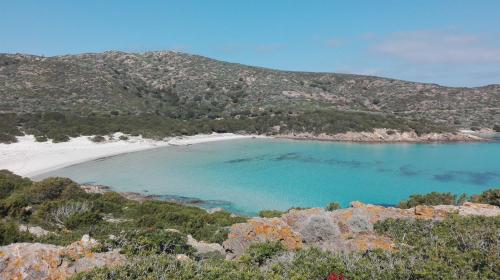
[1,1,499,87]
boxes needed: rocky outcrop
[0,235,125,280]
[187,235,225,255]
[277,129,486,143]
[223,202,500,259]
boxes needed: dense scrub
[73,215,499,280]
[0,110,449,143]
[0,170,245,248]
[397,189,500,208]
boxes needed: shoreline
[0,133,260,178]
[0,129,494,178]
[274,129,490,143]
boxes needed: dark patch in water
[274,152,301,161]
[399,165,422,177]
[225,155,268,164]
[433,171,500,185]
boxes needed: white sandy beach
[0,133,258,178]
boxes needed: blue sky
[1,1,499,86]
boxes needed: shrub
[471,188,500,206]
[51,134,70,143]
[239,241,285,266]
[90,135,106,143]
[0,133,17,144]
[28,177,77,203]
[258,209,284,218]
[35,135,48,142]
[50,201,94,228]
[0,192,32,218]
[111,230,194,256]
[0,219,33,245]
[325,202,341,211]
[0,170,32,199]
[492,124,500,132]
[64,211,102,230]
[119,135,129,140]
[397,192,456,208]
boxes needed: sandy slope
[0,133,257,178]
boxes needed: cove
[37,138,500,215]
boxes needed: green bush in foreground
[0,219,34,245]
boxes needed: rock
[0,236,126,280]
[187,235,224,255]
[80,184,110,194]
[18,225,53,237]
[224,217,302,259]
[207,207,224,214]
[223,202,500,259]
[175,254,191,262]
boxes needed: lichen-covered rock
[224,217,302,259]
[223,201,500,259]
[0,235,125,280]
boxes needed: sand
[0,133,258,178]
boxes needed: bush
[0,170,32,199]
[64,211,102,230]
[239,241,285,266]
[325,201,341,211]
[35,135,48,142]
[0,133,17,144]
[471,188,500,206]
[109,230,194,256]
[258,209,284,218]
[0,219,33,245]
[492,124,500,132]
[28,177,77,203]
[90,135,106,143]
[0,192,32,218]
[397,192,457,208]
[51,134,70,143]
[119,135,129,140]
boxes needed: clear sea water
[38,138,500,215]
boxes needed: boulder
[187,235,224,255]
[0,235,126,280]
[18,225,53,237]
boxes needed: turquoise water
[38,138,500,215]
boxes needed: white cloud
[371,30,500,64]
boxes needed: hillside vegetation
[1,51,498,143]
[0,170,499,279]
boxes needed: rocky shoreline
[80,184,235,212]
[275,128,488,143]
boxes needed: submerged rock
[223,201,500,259]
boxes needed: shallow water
[38,138,500,215]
